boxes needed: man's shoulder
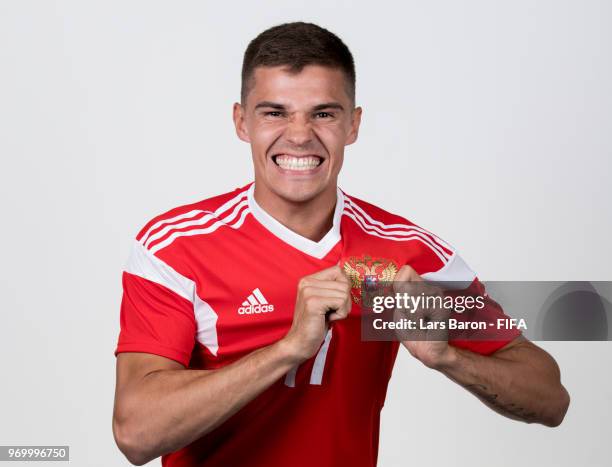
[341,191,423,228]
[341,190,451,249]
[134,183,252,251]
[340,190,474,279]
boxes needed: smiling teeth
[275,155,321,171]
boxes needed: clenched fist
[281,265,352,362]
[394,265,454,369]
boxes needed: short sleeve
[447,278,522,356]
[421,251,521,356]
[115,241,197,366]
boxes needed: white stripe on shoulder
[140,209,207,246]
[149,201,250,254]
[344,197,453,252]
[125,240,195,302]
[144,200,246,249]
[348,198,453,251]
[343,204,451,261]
[421,252,476,289]
[344,209,448,263]
[140,190,248,246]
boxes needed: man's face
[233,65,362,204]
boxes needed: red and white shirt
[115,182,519,467]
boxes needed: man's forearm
[437,338,570,427]
[114,340,300,464]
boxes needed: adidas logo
[238,288,275,315]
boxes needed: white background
[1,1,611,466]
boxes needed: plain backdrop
[1,1,611,466]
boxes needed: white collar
[247,184,344,259]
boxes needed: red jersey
[115,182,519,467]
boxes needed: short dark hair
[241,22,356,106]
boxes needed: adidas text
[238,304,275,314]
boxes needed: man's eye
[265,111,283,117]
[314,112,332,118]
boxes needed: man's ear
[345,106,362,146]
[233,102,250,143]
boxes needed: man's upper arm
[115,353,185,396]
[112,352,185,444]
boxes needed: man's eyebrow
[311,102,345,112]
[254,101,286,110]
[253,101,345,111]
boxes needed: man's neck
[253,184,338,242]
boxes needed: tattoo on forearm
[463,384,538,421]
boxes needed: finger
[304,294,348,311]
[303,287,348,302]
[305,278,351,295]
[393,265,423,295]
[309,265,347,283]
[315,293,351,320]
[327,297,352,321]
[394,264,422,282]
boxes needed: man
[113,22,569,467]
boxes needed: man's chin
[270,181,328,205]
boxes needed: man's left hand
[394,265,456,370]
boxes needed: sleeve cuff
[114,341,192,367]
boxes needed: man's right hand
[281,265,352,362]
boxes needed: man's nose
[284,115,313,147]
